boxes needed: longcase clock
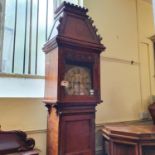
[43,2,105,155]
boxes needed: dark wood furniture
[43,2,105,155]
[0,130,39,155]
[102,122,155,155]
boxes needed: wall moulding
[26,129,47,135]
[101,56,139,65]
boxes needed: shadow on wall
[96,127,104,155]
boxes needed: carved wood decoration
[43,2,105,155]
[0,130,36,155]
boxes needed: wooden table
[102,122,155,155]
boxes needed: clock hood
[43,2,105,53]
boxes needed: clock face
[64,65,92,96]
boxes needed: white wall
[84,0,154,124]
[0,77,44,97]
[138,0,155,100]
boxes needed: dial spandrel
[64,65,92,96]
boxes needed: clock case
[43,2,105,106]
[43,2,105,155]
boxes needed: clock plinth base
[46,104,96,155]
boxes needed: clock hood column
[43,2,105,155]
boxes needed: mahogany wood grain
[60,111,95,155]
[47,107,59,155]
[44,48,58,102]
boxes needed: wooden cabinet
[102,123,155,155]
[43,2,105,155]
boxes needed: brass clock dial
[64,65,92,96]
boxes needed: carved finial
[85,8,88,12]
[57,25,61,32]
[56,1,88,15]
[63,1,67,5]
[98,35,103,41]
[93,26,98,33]
[88,17,94,24]
[95,28,98,33]
[59,17,63,23]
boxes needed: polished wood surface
[59,106,96,155]
[43,2,105,155]
[0,130,38,155]
[47,106,59,155]
[44,48,58,102]
[102,122,155,155]
[46,105,96,155]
